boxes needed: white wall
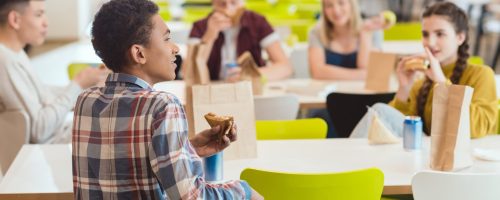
[45,0,108,40]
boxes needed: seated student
[73,0,263,199]
[350,2,497,138]
[0,0,107,144]
[308,0,388,80]
[307,0,388,137]
[186,0,292,82]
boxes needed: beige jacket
[0,44,81,144]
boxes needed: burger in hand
[204,112,234,136]
[404,58,430,71]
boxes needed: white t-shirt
[0,44,82,144]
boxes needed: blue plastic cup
[223,62,239,79]
[204,152,223,181]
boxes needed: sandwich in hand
[382,10,397,27]
[404,58,429,71]
[204,112,234,136]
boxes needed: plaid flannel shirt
[72,73,251,200]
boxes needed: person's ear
[129,44,147,65]
[456,32,466,46]
[7,10,22,30]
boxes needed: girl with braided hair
[350,2,497,138]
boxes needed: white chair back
[289,44,310,79]
[254,95,299,120]
[412,171,500,200]
[0,110,30,181]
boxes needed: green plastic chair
[255,118,327,140]
[245,2,273,14]
[268,18,316,42]
[67,63,101,80]
[159,9,171,21]
[240,167,384,200]
[182,6,212,23]
[384,22,422,41]
[467,56,484,65]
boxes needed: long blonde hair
[319,0,363,46]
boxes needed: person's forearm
[31,82,81,143]
[258,62,292,81]
[201,30,218,44]
[395,86,411,102]
[357,32,373,69]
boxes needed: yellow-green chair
[67,63,101,80]
[255,118,327,140]
[468,56,484,65]
[245,2,273,14]
[159,8,171,21]
[182,6,212,23]
[240,167,384,200]
[384,22,422,41]
[268,18,316,42]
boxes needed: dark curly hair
[91,0,158,72]
[0,0,32,25]
[417,2,470,134]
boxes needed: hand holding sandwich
[190,113,237,157]
[395,47,446,101]
[203,12,232,43]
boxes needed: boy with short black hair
[73,0,262,199]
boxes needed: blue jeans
[307,108,337,138]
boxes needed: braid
[416,2,470,134]
[451,38,469,84]
[417,78,433,135]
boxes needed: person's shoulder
[192,15,210,27]
[150,90,183,107]
[309,23,321,35]
[0,48,16,67]
[464,62,495,78]
[147,91,185,120]
[77,86,103,99]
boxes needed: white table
[1,136,500,197]
[0,144,73,199]
[224,136,500,195]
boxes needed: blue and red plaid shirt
[72,73,251,199]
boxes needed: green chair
[67,63,101,80]
[467,56,484,65]
[240,167,384,200]
[255,118,327,140]
[182,6,212,23]
[159,8,171,21]
[245,1,273,15]
[384,22,422,41]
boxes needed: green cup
[67,63,100,80]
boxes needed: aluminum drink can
[403,116,423,150]
[204,152,223,181]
